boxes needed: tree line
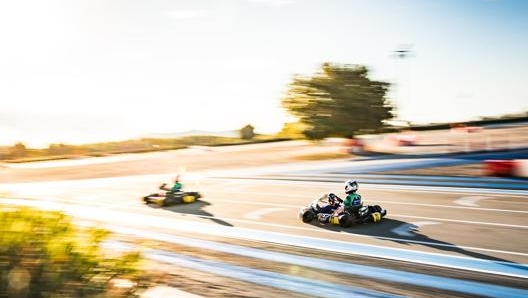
[0,126,273,162]
[3,62,398,160]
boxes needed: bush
[0,206,142,297]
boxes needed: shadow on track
[307,217,519,265]
[146,200,233,227]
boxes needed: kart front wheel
[338,214,353,228]
[302,210,315,222]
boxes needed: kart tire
[143,194,158,204]
[302,210,315,222]
[155,199,166,207]
[338,214,353,228]
[371,212,382,223]
[183,195,196,203]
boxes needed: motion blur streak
[2,197,527,279]
[104,232,528,298]
[150,250,403,298]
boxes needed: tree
[9,142,27,158]
[277,122,307,139]
[240,124,255,140]
[48,143,74,156]
[281,63,395,139]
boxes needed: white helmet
[344,180,358,194]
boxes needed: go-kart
[142,183,202,207]
[298,194,387,228]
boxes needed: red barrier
[483,160,516,177]
[344,138,365,154]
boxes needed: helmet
[328,193,337,204]
[344,180,358,194]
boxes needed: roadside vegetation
[294,152,350,160]
[0,206,145,297]
[1,58,525,164]
[1,62,396,164]
[0,135,293,163]
[281,63,395,140]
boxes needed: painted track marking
[455,196,489,206]
[244,208,287,220]
[391,221,440,237]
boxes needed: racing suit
[344,193,363,215]
[170,182,183,192]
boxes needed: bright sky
[1,0,527,148]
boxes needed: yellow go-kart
[142,183,202,207]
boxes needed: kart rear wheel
[183,195,196,203]
[338,214,353,228]
[302,210,315,222]
[371,212,382,223]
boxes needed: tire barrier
[343,138,365,154]
[484,159,528,178]
[389,131,420,146]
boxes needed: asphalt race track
[1,141,527,297]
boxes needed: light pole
[393,45,413,126]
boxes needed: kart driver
[317,180,363,223]
[324,180,363,213]
[343,180,363,214]
[159,175,183,196]
[169,175,183,192]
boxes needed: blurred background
[1,0,527,148]
[1,1,527,297]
